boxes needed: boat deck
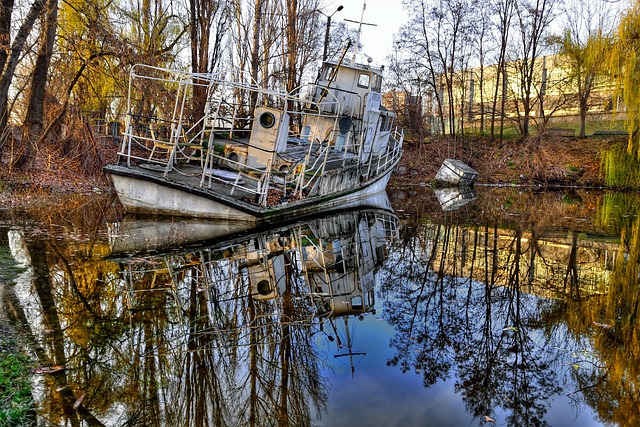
[106,135,364,217]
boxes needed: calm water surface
[0,186,638,426]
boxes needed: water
[0,186,638,426]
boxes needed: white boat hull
[110,173,257,221]
[108,166,394,222]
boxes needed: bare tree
[489,0,515,141]
[509,0,557,137]
[13,0,59,170]
[190,0,230,120]
[397,0,475,138]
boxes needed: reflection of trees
[383,189,640,425]
[118,244,328,426]
[381,220,567,425]
[2,232,111,426]
[552,218,640,426]
[3,205,401,425]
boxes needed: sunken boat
[104,51,403,222]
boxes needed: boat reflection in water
[108,196,398,425]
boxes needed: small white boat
[104,53,403,223]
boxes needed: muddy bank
[0,134,626,210]
[391,135,621,188]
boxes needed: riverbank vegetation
[0,332,35,426]
[0,0,639,193]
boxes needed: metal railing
[116,64,402,208]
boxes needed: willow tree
[609,0,640,158]
[555,0,615,138]
[555,32,608,138]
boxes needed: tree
[488,0,515,141]
[509,0,557,137]
[556,30,609,138]
[0,0,46,137]
[13,0,59,170]
[396,0,475,137]
[608,0,640,157]
[470,0,492,135]
[189,0,230,120]
[553,0,615,138]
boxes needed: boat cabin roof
[318,60,383,94]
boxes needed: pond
[0,185,638,426]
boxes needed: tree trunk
[248,0,263,119]
[0,0,15,74]
[284,0,298,114]
[13,0,57,170]
[0,0,45,135]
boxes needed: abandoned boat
[104,55,403,222]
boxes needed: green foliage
[599,190,640,230]
[603,144,640,188]
[0,338,34,427]
[608,0,640,156]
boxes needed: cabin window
[351,295,363,310]
[324,66,335,80]
[257,280,272,295]
[357,73,370,89]
[379,115,388,132]
[372,74,382,92]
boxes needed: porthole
[259,111,276,129]
[256,280,272,295]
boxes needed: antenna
[343,1,377,62]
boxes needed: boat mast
[344,1,376,63]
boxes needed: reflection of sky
[314,288,606,427]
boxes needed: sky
[322,0,409,65]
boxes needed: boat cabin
[311,60,383,119]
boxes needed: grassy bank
[0,132,634,207]
[0,247,35,426]
[0,331,35,426]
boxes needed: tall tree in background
[509,0,556,137]
[432,0,473,137]
[609,0,640,157]
[0,0,13,76]
[396,0,475,137]
[284,0,298,99]
[489,0,515,141]
[283,0,321,117]
[0,0,46,138]
[14,0,59,169]
[471,0,491,135]
[249,0,264,117]
[190,0,229,120]
[555,0,612,138]
[560,30,608,138]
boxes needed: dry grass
[0,125,119,207]
[392,134,622,188]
